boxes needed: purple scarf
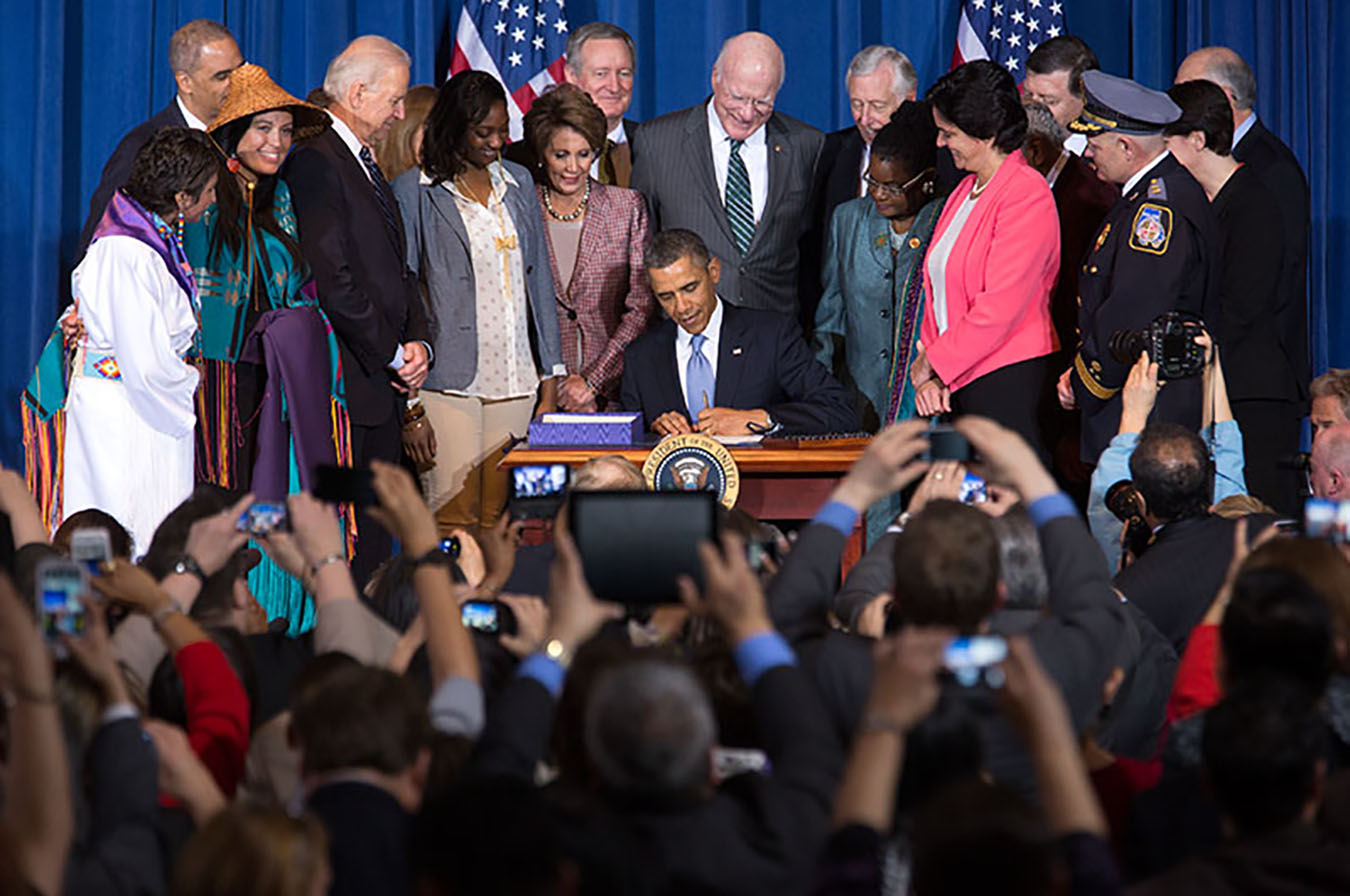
[91,191,197,304]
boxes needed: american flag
[450,0,570,140]
[952,0,1066,73]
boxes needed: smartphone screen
[943,635,1008,688]
[37,559,87,654]
[461,600,500,633]
[237,502,289,535]
[1304,498,1350,543]
[69,527,112,575]
[508,464,570,518]
[959,472,988,505]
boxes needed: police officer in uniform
[1057,70,1220,463]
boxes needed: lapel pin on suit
[732,346,744,356]
[773,145,782,153]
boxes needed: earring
[175,210,184,247]
[226,155,241,174]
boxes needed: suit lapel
[713,304,747,407]
[656,320,685,411]
[751,115,791,254]
[323,129,405,257]
[424,176,471,255]
[568,182,608,294]
[863,201,893,273]
[683,109,737,248]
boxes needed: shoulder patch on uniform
[1147,177,1168,200]
[1129,204,1172,255]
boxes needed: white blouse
[925,191,981,335]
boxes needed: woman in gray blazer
[392,71,564,530]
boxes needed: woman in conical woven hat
[184,63,352,631]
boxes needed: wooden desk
[501,441,869,569]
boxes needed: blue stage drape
[1,0,1344,468]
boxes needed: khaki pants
[421,391,535,531]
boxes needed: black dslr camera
[1105,479,1152,562]
[1108,311,1207,380]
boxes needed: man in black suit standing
[631,32,824,319]
[1175,46,1311,413]
[815,45,917,230]
[504,21,640,184]
[76,19,242,260]
[620,229,857,437]
[284,35,430,581]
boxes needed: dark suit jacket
[774,512,1126,798]
[504,118,638,184]
[1212,165,1301,403]
[1114,512,1278,653]
[77,99,188,261]
[64,717,165,894]
[307,780,412,896]
[1051,153,1117,362]
[619,302,858,435]
[284,126,430,427]
[470,657,843,893]
[1233,118,1310,399]
[1130,823,1350,896]
[631,104,824,318]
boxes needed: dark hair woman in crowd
[522,83,655,412]
[1164,78,1301,511]
[910,60,1059,455]
[392,70,564,532]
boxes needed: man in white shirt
[620,229,856,437]
[77,19,243,259]
[1024,35,1100,158]
[631,32,824,319]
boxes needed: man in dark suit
[620,229,857,437]
[1113,423,1276,652]
[469,513,844,894]
[76,19,242,260]
[1176,47,1311,401]
[631,32,824,319]
[284,35,430,582]
[1062,71,1221,464]
[504,21,639,183]
[815,46,917,232]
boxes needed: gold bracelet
[309,552,346,579]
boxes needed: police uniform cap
[1069,70,1182,137]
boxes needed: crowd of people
[3,12,1344,896]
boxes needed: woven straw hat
[209,63,328,140]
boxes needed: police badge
[1128,204,1172,255]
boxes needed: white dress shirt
[675,298,725,409]
[707,101,768,225]
[1121,150,1170,196]
[856,141,873,199]
[589,119,629,180]
[175,96,207,131]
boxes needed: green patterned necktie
[725,138,755,255]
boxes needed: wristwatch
[169,554,206,584]
[543,638,573,670]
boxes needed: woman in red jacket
[911,60,1060,453]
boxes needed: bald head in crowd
[710,31,785,142]
[1174,46,1258,130]
[1310,423,1350,500]
[323,35,412,145]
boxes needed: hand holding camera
[832,419,932,512]
[1119,351,1160,434]
[954,416,1057,504]
[678,530,774,645]
[369,460,440,558]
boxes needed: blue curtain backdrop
[2,0,1344,468]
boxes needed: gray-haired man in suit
[630,32,824,320]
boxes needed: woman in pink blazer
[523,84,655,411]
[911,61,1060,452]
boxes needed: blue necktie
[686,333,715,422]
[359,145,400,238]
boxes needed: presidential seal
[642,433,741,509]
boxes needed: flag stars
[972,0,986,6]
[1027,17,1040,32]
[512,26,525,41]
[493,19,507,34]
[533,35,545,50]
[992,3,1003,15]
[1011,9,1025,24]
[990,25,1001,40]
[1008,32,1022,47]
[508,50,523,66]
[497,0,509,8]
[536,11,546,24]
[1029,0,1042,7]
[1029,41,1039,52]
[1048,24,1062,37]
[1050,1,1063,13]
[1005,57,1019,71]
[514,3,528,18]
[553,17,568,32]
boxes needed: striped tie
[359,145,400,238]
[725,139,755,255]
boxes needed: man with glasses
[631,31,824,319]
